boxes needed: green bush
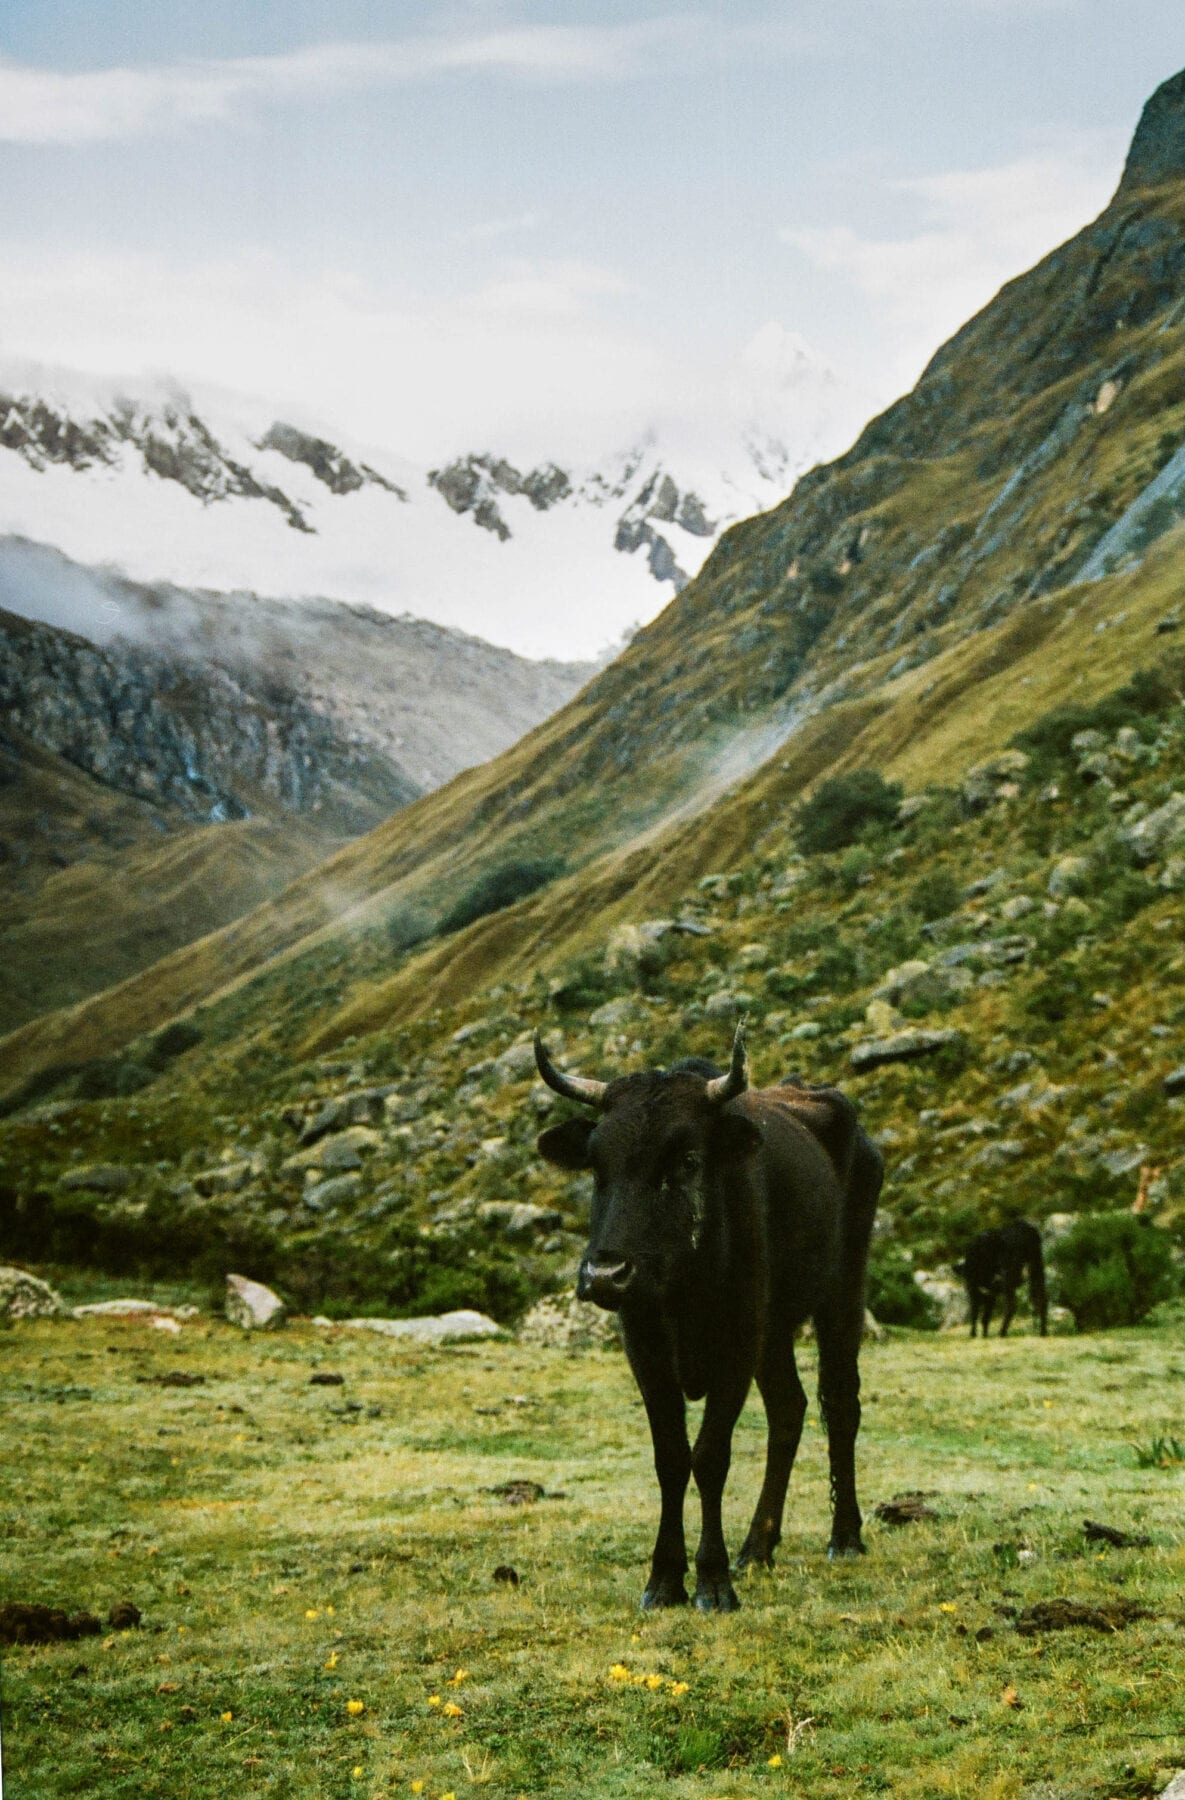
[795,770,904,856]
[909,869,962,922]
[440,857,566,935]
[866,1244,941,1329]
[1050,1213,1178,1330]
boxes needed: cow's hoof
[827,1539,867,1560]
[640,1576,688,1610]
[693,1578,740,1613]
[735,1539,775,1572]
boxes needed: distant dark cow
[533,1025,883,1611]
[955,1220,1047,1338]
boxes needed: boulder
[735,942,770,968]
[493,1041,539,1084]
[999,894,1035,921]
[1047,855,1090,899]
[73,1299,199,1320]
[961,751,1030,810]
[477,1201,563,1238]
[303,1172,363,1212]
[192,1159,254,1197]
[332,1310,502,1345]
[786,1020,822,1041]
[702,989,752,1020]
[850,1029,963,1073]
[604,920,672,976]
[1120,791,1185,864]
[0,1266,65,1320]
[58,1164,136,1194]
[588,997,646,1028]
[913,1269,969,1328]
[224,1274,287,1330]
[299,1088,390,1145]
[281,1126,383,1178]
[517,1290,621,1351]
[874,960,972,1008]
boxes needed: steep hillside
[0,545,593,1033]
[5,70,1185,1315]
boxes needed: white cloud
[467,210,544,243]
[780,131,1125,386]
[0,17,814,145]
[0,244,667,463]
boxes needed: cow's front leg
[690,1375,750,1611]
[624,1316,691,1608]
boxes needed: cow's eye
[680,1149,701,1177]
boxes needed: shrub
[865,1244,941,1329]
[145,1021,203,1069]
[440,857,566,935]
[1050,1213,1178,1330]
[794,770,904,856]
[909,869,962,922]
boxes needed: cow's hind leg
[736,1334,807,1571]
[816,1309,865,1558]
[623,1315,691,1609]
[690,1374,751,1611]
[999,1276,1019,1337]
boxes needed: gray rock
[1096,1145,1147,1178]
[0,1266,65,1319]
[332,1310,502,1344]
[913,1269,969,1329]
[874,959,972,1007]
[999,893,1035,921]
[1164,1066,1185,1096]
[493,1040,540,1084]
[961,752,1029,810]
[1113,726,1146,761]
[299,1088,391,1145]
[73,1298,199,1319]
[282,1126,383,1177]
[972,1139,1026,1168]
[304,1172,363,1212]
[702,989,752,1020]
[477,1201,564,1238]
[517,1291,620,1351]
[850,1029,963,1073]
[1048,855,1091,899]
[58,1164,136,1194]
[588,997,645,1028]
[192,1159,254,1197]
[1157,1774,1185,1800]
[786,1021,822,1041]
[1120,791,1185,864]
[1070,729,1107,754]
[225,1274,287,1330]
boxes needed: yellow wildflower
[427,1694,442,1708]
[447,1666,469,1685]
[442,1700,463,1718]
[324,1652,339,1671]
[443,1793,457,1800]
[668,1681,689,1697]
[608,1664,631,1682]
[221,1711,233,1723]
[305,1608,319,1620]
[411,1784,425,1794]
[326,1604,336,1616]
[346,1699,364,1716]
[939,1602,958,1614]
[352,1768,363,1780]
[767,1752,783,1767]
[645,1674,664,1690]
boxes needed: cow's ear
[537,1117,595,1169]
[711,1112,763,1159]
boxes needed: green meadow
[2,1311,1183,1799]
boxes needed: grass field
[2,1311,1184,1799]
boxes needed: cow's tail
[1027,1235,1048,1337]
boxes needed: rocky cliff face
[0,606,418,835]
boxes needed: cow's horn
[706,1022,749,1105]
[534,1031,608,1107]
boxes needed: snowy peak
[0,348,873,657]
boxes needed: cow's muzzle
[577,1257,635,1310]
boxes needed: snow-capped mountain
[0,334,873,661]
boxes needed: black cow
[955,1219,1047,1338]
[534,1024,883,1612]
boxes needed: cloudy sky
[0,2,1182,463]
